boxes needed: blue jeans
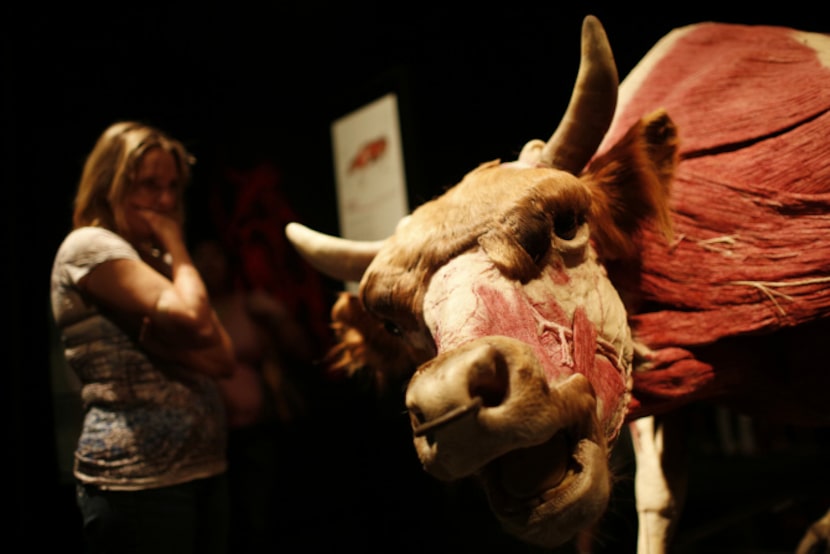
[76,474,229,554]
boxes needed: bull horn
[285,222,383,283]
[540,15,618,173]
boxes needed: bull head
[287,15,678,548]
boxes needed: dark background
[5,3,828,553]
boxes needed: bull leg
[630,414,688,554]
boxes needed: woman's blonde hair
[72,121,194,231]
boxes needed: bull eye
[514,213,551,265]
[382,319,403,337]
[519,228,550,265]
[554,210,583,241]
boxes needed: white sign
[332,93,409,241]
[331,93,410,290]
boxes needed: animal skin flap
[603,23,830,156]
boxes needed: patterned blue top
[50,227,227,490]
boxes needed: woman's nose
[156,187,177,210]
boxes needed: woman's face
[122,147,181,242]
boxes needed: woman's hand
[135,208,185,254]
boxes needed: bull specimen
[286,15,830,552]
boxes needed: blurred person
[192,237,313,553]
[200,155,333,357]
[50,121,238,554]
[193,237,312,428]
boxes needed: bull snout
[405,335,597,481]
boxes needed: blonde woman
[50,121,237,554]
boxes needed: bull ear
[285,222,384,283]
[325,291,417,391]
[584,109,678,260]
[537,15,619,174]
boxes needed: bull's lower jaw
[481,436,611,548]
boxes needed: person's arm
[141,309,236,378]
[80,213,234,377]
[245,289,315,364]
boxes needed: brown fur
[324,292,416,391]
[585,109,677,261]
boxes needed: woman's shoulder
[55,226,139,267]
[63,225,123,243]
[61,226,131,248]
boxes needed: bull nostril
[408,343,511,438]
[469,354,509,408]
[409,407,425,429]
[411,397,483,438]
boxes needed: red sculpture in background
[205,159,333,358]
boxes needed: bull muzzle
[406,335,612,548]
[405,335,600,482]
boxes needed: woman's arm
[79,212,234,377]
[140,309,236,378]
[81,254,234,378]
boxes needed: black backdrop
[5,3,826,552]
